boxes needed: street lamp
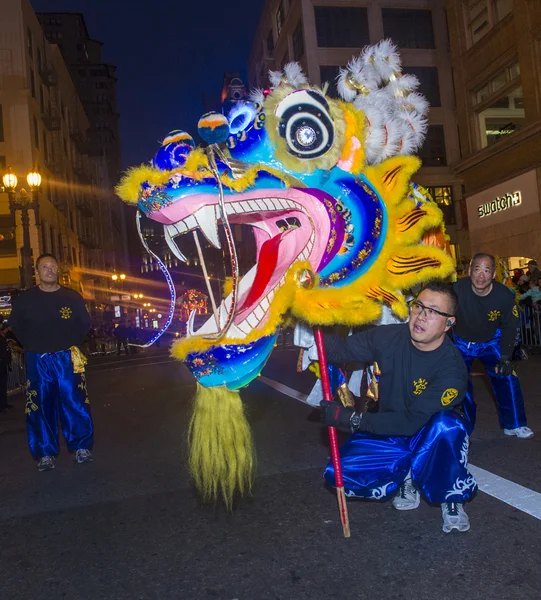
[2,166,42,290]
[119,273,126,280]
[111,274,119,281]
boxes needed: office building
[248,0,467,260]
[446,0,541,269]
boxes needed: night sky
[31,0,265,170]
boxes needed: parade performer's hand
[320,400,362,432]
[495,357,513,376]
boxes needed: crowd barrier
[7,348,26,396]
[519,304,541,347]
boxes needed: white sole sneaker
[441,503,470,533]
[392,493,421,511]
[504,427,534,439]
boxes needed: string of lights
[131,210,176,347]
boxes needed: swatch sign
[478,191,521,218]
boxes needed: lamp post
[2,167,42,290]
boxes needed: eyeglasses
[410,300,454,320]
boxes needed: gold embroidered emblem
[25,380,38,414]
[413,378,428,395]
[512,305,519,318]
[488,310,500,322]
[60,306,72,319]
[441,388,458,406]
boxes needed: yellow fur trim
[188,384,255,509]
[222,277,234,297]
[184,148,210,172]
[338,104,366,175]
[221,167,259,192]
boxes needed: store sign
[478,191,521,218]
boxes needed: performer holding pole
[319,282,477,533]
[452,253,533,438]
[314,326,351,538]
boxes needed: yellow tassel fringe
[188,384,255,509]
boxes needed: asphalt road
[1,345,540,600]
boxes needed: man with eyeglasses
[452,253,533,439]
[320,281,476,533]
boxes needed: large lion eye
[275,90,334,159]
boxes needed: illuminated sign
[478,191,521,218]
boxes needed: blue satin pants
[324,411,477,504]
[25,351,93,459]
[454,334,527,432]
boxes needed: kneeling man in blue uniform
[320,282,477,533]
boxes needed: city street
[1,345,541,600]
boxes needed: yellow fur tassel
[188,384,255,509]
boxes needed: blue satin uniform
[25,350,93,458]
[323,324,477,503]
[9,285,93,459]
[453,332,526,432]
[325,410,477,503]
[453,278,526,432]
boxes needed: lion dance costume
[117,40,455,510]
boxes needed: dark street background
[1,345,540,599]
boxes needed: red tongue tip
[238,232,285,312]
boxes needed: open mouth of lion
[157,188,336,340]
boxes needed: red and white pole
[314,326,351,538]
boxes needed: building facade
[0,0,121,318]
[446,0,541,270]
[37,11,130,274]
[248,0,467,261]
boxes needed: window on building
[407,67,441,107]
[477,86,524,148]
[276,1,285,36]
[0,156,5,170]
[30,68,35,98]
[474,61,519,104]
[382,9,435,49]
[465,0,513,46]
[0,105,4,142]
[292,22,304,61]
[43,131,49,162]
[58,233,64,261]
[39,86,45,113]
[27,27,33,57]
[473,62,523,148]
[419,125,447,166]
[34,117,39,149]
[0,215,17,257]
[266,30,274,57]
[319,66,342,98]
[37,47,42,70]
[426,187,455,225]
[314,7,369,48]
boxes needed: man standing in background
[453,253,533,439]
[9,254,94,471]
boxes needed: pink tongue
[238,232,286,312]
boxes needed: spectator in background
[127,320,138,354]
[518,260,541,290]
[114,319,129,356]
[0,316,12,413]
[519,279,541,306]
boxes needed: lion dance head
[117,40,453,506]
